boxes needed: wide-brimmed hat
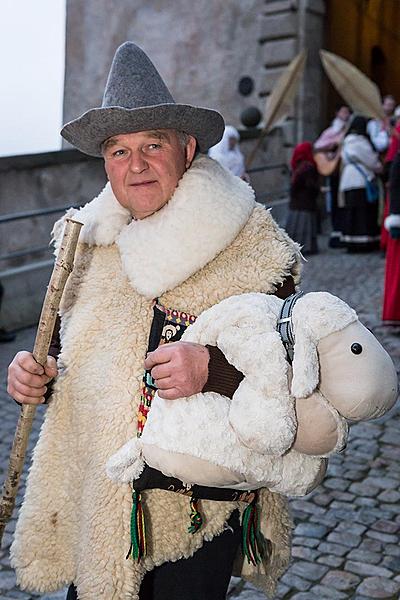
[61,42,225,157]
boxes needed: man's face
[336,106,351,122]
[383,97,395,117]
[103,129,197,219]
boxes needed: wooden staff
[0,217,82,546]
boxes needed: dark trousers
[66,510,241,600]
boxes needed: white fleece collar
[74,155,255,298]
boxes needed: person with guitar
[314,105,351,248]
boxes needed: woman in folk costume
[313,104,351,248]
[382,149,400,324]
[208,124,249,180]
[339,116,383,252]
[285,141,320,255]
[7,41,347,600]
[380,106,400,252]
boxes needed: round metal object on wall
[238,76,254,96]
[241,106,262,128]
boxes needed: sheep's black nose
[351,343,363,355]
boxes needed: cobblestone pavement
[1,235,399,600]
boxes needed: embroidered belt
[133,465,256,504]
[130,466,264,567]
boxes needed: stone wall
[0,150,106,330]
[259,0,326,145]
[63,0,266,131]
[242,0,326,202]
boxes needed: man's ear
[185,135,197,167]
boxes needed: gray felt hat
[61,42,225,157]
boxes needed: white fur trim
[291,292,357,398]
[53,155,255,298]
[116,156,255,298]
[60,183,131,247]
[384,214,400,231]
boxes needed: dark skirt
[341,188,380,252]
[327,173,345,248]
[285,209,318,255]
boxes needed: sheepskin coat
[11,156,301,600]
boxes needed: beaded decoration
[136,304,197,437]
[128,303,199,562]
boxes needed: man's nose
[129,151,148,173]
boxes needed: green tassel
[188,498,203,534]
[126,490,147,562]
[242,499,266,566]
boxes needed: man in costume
[7,42,340,600]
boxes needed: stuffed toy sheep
[107,292,398,497]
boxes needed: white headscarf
[208,125,246,177]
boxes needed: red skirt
[382,234,400,323]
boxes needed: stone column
[259,0,326,149]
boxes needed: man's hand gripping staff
[0,218,82,546]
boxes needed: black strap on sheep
[277,291,305,364]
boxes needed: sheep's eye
[351,343,363,355]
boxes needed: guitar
[313,120,349,176]
[313,149,341,176]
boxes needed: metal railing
[0,204,83,279]
[0,162,290,270]
[0,204,81,224]
[247,162,289,175]
[0,204,82,265]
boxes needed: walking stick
[0,217,82,546]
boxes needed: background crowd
[209,95,400,329]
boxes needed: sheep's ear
[291,333,319,398]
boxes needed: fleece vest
[12,157,300,599]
